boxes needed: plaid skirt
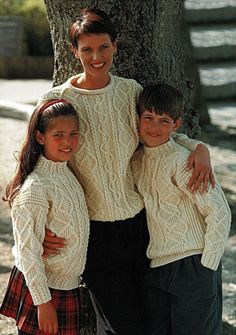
[0,266,81,334]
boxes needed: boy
[131,83,231,335]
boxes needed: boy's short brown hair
[138,83,184,121]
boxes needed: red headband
[38,99,68,113]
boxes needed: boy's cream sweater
[131,138,231,271]
[38,74,201,222]
[12,156,90,305]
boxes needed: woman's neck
[74,73,110,90]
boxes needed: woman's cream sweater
[38,74,201,222]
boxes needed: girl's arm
[172,132,215,192]
[12,183,51,305]
[38,301,58,334]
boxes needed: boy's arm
[176,156,231,271]
[172,132,215,192]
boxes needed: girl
[0,100,90,335]
[38,8,214,335]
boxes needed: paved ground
[0,79,52,104]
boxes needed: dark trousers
[142,255,222,335]
[82,209,150,335]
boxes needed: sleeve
[131,80,143,130]
[175,153,231,270]
[171,132,203,151]
[131,149,143,185]
[12,182,51,305]
[36,87,62,107]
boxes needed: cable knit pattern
[37,74,202,222]
[131,138,231,271]
[12,156,90,305]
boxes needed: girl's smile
[36,116,79,162]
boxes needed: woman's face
[73,33,117,81]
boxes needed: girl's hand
[187,143,215,193]
[42,228,66,257]
[38,301,58,334]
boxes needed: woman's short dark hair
[69,7,117,49]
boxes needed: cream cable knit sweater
[12,156,90,305]
[131,138,231,271]
[38,74,201,222]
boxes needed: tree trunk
[44,0,201,137]
[43,1,202,333]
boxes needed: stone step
[185,0,236,24]
[199,64,236,101]
[190,26,236,61]
[208,102,236,129]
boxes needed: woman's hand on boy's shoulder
[42,228,66,257]
[187,143,215,193]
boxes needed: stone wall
[0,56,53,79]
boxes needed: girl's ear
[35,130,45,145]
[173,118,182,132]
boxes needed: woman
[39,8,214,335]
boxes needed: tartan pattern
[0,267,81,334]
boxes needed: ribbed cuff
[29,283,51,306]
[201,251,221,271]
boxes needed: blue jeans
[142,255,222,335]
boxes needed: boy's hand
[42,228,66,257]
[187,143,215,193]
[38,301,58,334]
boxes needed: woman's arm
[172,132,215,192]
[187,143,215,193]
[42,229,66,257]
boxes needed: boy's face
[139,110,181,148]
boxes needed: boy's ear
[35,130,45,145]
[173,118,182,131]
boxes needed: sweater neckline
[67,73,114,95]
[144,137,176,156]
[35,155,68,174]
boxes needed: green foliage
[0,0,53,55]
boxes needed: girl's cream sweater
[131,138,231,271]
[12,156,90,305]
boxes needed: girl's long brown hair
[3,99,79,206]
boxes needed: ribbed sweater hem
[47,275,82,290]
[89,205,144,222]
[150,249,203,268]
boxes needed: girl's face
[73,33,117,82]
[139,111,181,148]
[36,116,79,162]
